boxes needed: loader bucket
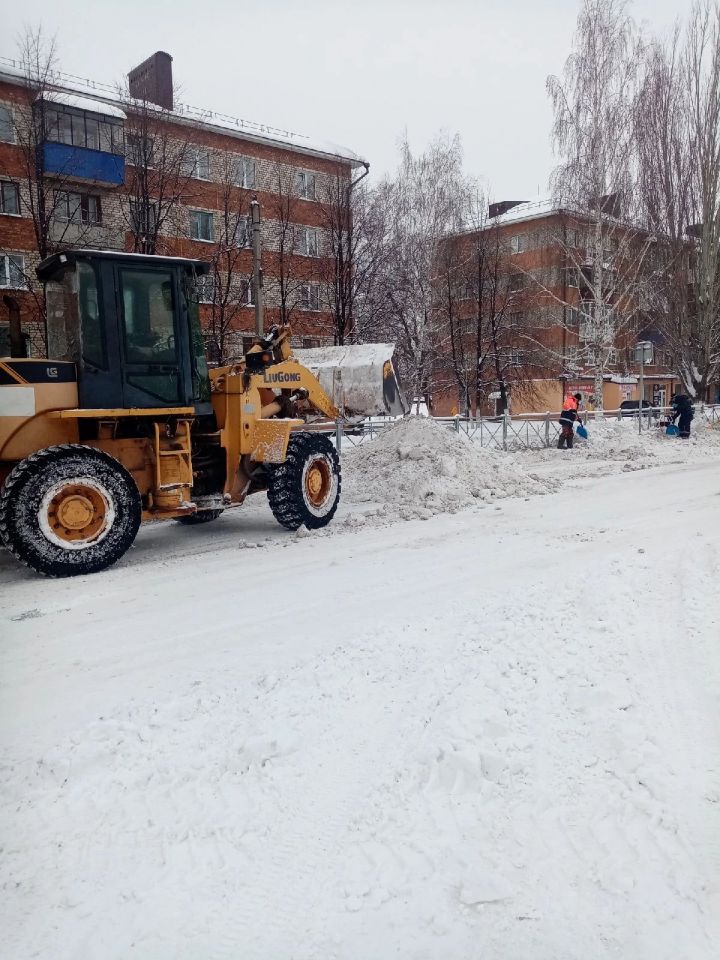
[294,343,408,418]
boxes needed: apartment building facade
[0,51,367,360]
[435,200,691,415]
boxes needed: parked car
[619,400,660,418]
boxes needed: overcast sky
[2,0,690,199]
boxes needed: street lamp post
[250,198,264,337]
[635,340,653,433]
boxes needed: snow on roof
[0,57,366,167]
[34,90,127,120]
[490,199,561,225]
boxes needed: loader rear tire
[174,509,224,525]
[267,433,340,531]
[0,445,141,578]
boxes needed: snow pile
[516,415,720,483]
[342,416,553,519]
[581,416,720,458]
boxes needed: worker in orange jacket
[558,393,583,449]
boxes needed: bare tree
[437,204,543,416]
[369,133,471,410]
[684,0,720,397]
[3,28,109,349]
[634,29,696,392]
[265,162,305,325]
[318,165,380,345]
[547,0,651,411]
[119,87,198,255]
[201,157,255,362]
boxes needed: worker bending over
[558,392,583,449]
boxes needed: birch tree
[372,133,471,409]
[547,0,650,411]
[684,0,720,397]
[634,2,720,400]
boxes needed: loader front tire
[0,445,141,578]
[267,433,340,531]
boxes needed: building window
[300,283,320,311]
[566,228,581,248]
[603,236,619,259]
[190,210,214,242]
[181,147,211,180]
[509,272,524,292]
[231,156,256,190]
[0,181,20,216]
[297,170,317,201]
[504,348,525,365]
[195,275,215,304]
[0,253,26,289]
[302,336,323,348]
[566,267,580,287]
[43,105,123,154]
[238,278,254,306]
[129,199,158,236]
[564,344,580,364]
[232,217,251,248]
[55,191,102,225]
[297,226,319,257]
[509,310,524,327]
[510,234,526,255]
[126,133,155,167]
[0,104,14,143]
[457,279,475,300]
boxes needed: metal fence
[331,403,720,454]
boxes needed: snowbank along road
[2,418,720,960]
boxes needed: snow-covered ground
[2,420,720,960]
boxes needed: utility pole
[635,340,652,433]
[250,198,264,337]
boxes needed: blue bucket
[576,424,589,440]
[666,423,679,436]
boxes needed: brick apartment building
[436,199,702,416]
[0,51,367,359]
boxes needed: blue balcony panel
[42,142,124,186]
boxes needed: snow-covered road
[2,451,719,959]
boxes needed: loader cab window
[121,269,176,362]
[184,278,210,402]
[77,261,107,370]
[119,267,181,403]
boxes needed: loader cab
[37,250,212,414]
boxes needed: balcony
[35,92,126,187]
[41,142,124,186]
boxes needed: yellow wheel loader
[0,249,405,577]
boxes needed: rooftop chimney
[128,51,173,110]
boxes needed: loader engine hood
[293,343,408,418]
